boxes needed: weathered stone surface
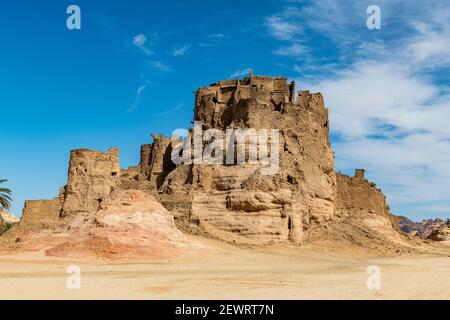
[0,198,62,244]
[1,73,412,254]
[139,134,175,190]
[61,147,120,216]
[336,171,390,218]
[325,170,412,250]
[44,190,201,259]
[397,217,449,238]
[155,75,336,245]
[427,226,450,241]
[2,190,202,259]
[20,198,61,230]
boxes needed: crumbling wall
[20,198,62,230]
[336,170,389,216]
[1,148,122,243]
[61,148,120,216]
[329,170,411,249]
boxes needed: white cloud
[405,32,450,68]
[172,45,191,57]
[133,34,146,46]
[148,60,171,72]
[229,68,251,78]
[208,33,227,39]
[152,102,184,117]
[273,43,308,58]
[127,84,147,112]
[304,61,438,138]
[132,33,153,55]
[265,16,301,41]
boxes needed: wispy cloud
[127,84,147,112]
[172,45,191,57]
[208,33,227,39]
[265,15,301,41]
[147,60,171,72]
[198,33,229,47]
[229,68,251,78]
[132,33,153,55]
[151,102,184,117]
[273,43,308,58]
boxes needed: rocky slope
[0,190,201,259]
[397,216,449,238]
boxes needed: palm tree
[0,179,12,211]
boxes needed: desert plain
[1,237,449,300]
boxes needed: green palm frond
[0,179,12,210]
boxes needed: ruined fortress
[4,74,402,249]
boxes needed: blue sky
[1,0,449,221]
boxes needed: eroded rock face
[2,190,201,260]
[61,148,121,217]
[152,75,336,245]
[397,217,450,238]
[328,170,411,250]
[427,226,450,241]
[20,199,61,230]
[45,190,200,259]
[140,134,175,190]
[336,172,390,218]
[2,74,410,253]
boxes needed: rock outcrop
[306,170,413,253]
[139,75,337,246]
[397,216,449,239]
[45,190,199,259]
[1,190,200,259]
[2,148,122,237]
[61,148,121,217]
[0,147,200,259]
[336,171,390,218]
[20,199,61,230]
[427,225,450,241]
[1,73,414,256]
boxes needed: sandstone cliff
[124,75,337,246]
[0,74,417,257]
[306,170,416,254]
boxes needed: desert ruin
[1,75,449,299]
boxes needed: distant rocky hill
[0,210,18,224]
[397,216,450,239]
[0,211,19,235]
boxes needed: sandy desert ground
[0,236,449,300]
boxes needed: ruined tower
[61,148,121,216]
